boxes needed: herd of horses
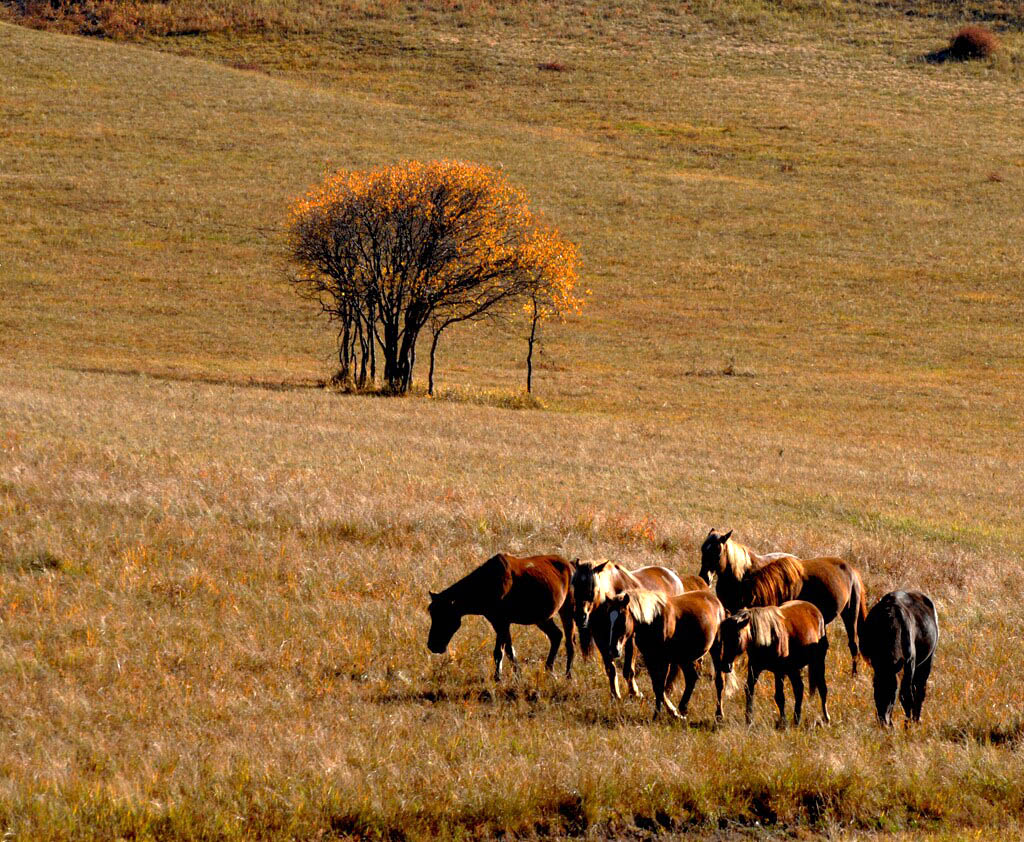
[427,530,939,728]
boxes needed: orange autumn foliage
[288,160,583,394]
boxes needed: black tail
[809,638,828,698]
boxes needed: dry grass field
[2,1,1024,838]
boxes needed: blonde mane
[624,588,667,625]
[738,605,789,659]
[723,538,754,580]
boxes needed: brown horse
[572,560,705,698]
[604,588,727,720]
[428,553,576,681]
[699,529,867,674]
[717,600,830,727]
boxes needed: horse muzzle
[721,662,733,674]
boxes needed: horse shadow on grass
[922,47,954,64]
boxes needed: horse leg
[711,641,725,722]
[559,600,576,679]
[538,617,562,672]
[873,669,897,728]
[665,662,680,696]
[600,643,622,699]
[503,631,519,674]
[841,595,860,676]
[745,666,760,726]
[774,672,788,729]
[649,657,677,719]
[811,640,830,725]
[623,636,644,699]
[492,622,510,682]
[911,656,933,722]
[899,658,917,725]
[677,661,699,720]
[790,669,805,728]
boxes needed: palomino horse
[861,590,938,727]
[718,600,830,727]
[699,529,867,674]
[604,588,727,720]
[428,553,576,681]
[572,560,705,698]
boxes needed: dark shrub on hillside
[949,25,1000,60]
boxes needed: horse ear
[621,592,631,605]
[721,530,733,543]
[429,590,439,601]
[593,561,608,574]
[735,612,750,629]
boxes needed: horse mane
[623,588,666,625]
[723,538,754,580]
[746,556,804,606]
[745,606,782,651]
[576,558,626,602]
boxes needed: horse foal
[861,590,938,728]
[718,600,830,728]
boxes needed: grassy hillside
[2,3,1024,838]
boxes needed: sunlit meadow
[1,2,1023,838]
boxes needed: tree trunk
[526,298,540,394]
[428,327,444,396]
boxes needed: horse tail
[809,638,828,699]
[579,626,593,658]
[851,566,867,658]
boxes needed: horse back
[497,554,572,622]
[864,590,937,669]
[796,558,857,623]
[629,565,686,596]
[664,590,726,654]
[780,599,827,647]
[678,573,710,592]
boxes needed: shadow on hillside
[63,365,327,393]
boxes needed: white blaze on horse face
[608,610,621,655]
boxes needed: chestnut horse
[699,529,867,674]
[428,553,576,681]
[718,600,830,727]
[604,588,727,720]
[572,560,705,698]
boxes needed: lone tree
[288,160,582,394]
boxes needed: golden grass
[2,2,1024,837]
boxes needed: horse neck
[626,589,666,627]
[440,557,506,616]
[593,565,628,605]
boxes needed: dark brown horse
[572,560,704,698]
[604,588,727,720]
[861,590,939,727]
[699,529,867,674]
[718,600,830,727]
[427,553,576,681]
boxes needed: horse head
[699,529,732,584]
[717,609,751,674]
[427,591,462,653]
[571,560,609,632]
[604,593,634,660]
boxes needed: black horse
[861,590,938,727]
